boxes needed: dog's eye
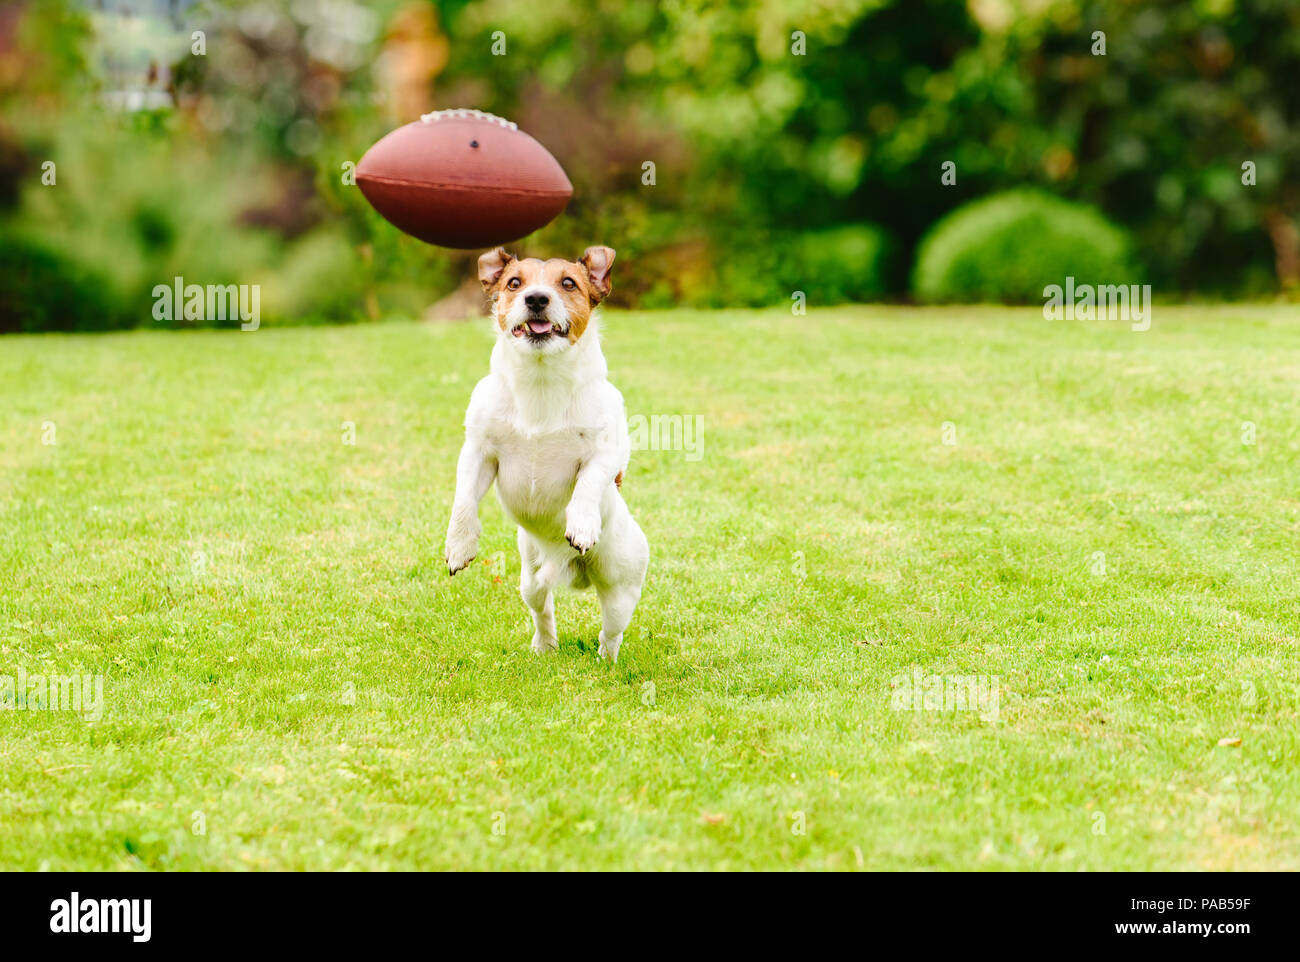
[506,277,521,290]
[561,277,576,290]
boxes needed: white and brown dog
[444,246,648,662]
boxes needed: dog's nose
[524,292,549,313]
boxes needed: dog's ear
[478,247,514,290]
[580,246,616,303]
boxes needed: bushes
[260,228,370,323]
[0,232,127,333]
[912,190,1142,303]
[791,226,892,304]
[695,224,891,308]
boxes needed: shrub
[261,228,369,324]
[0,231,127,333]
[691,223,891,309]
[912,190,1142,303]
[791,225,891,304]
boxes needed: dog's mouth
[512,317,564,340]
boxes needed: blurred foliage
[693,225,892,308]
[0,232,125,332]
[0,0,1297,332]
[1009,0,1300,296]
[912,189,1139,302]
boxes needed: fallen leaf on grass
[1217,737,1242,748]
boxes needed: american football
[355,109,573,249]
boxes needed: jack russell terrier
[444,246,649,662]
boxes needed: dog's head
[478,246,615,354]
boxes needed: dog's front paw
[445,535,479,576]
[564,502,602,555]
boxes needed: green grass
[2,305,1299,870]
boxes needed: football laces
[419,108,518,131]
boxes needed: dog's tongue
[527,319,552,335]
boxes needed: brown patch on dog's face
[478,246,617,345]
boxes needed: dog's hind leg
[518,528,558,654]
[596,582,641,663]
[593,512,648,663]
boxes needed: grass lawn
[2,304,1299,870]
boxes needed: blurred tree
[1004,0,1300,293]
[434,0,1019,296]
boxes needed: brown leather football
[356,109,573,249]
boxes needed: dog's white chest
[488,420,594,533]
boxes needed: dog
[444,245,649,662]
